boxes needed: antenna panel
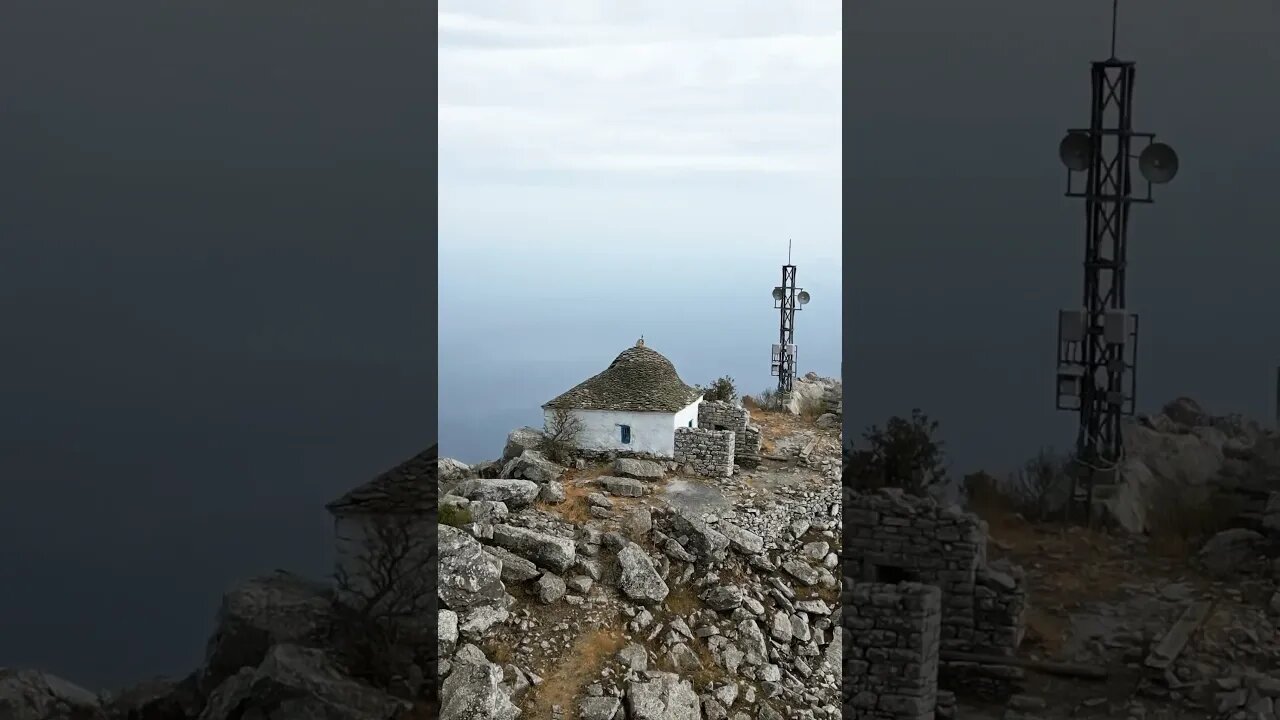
[1059,309,1086,343]
[1103,310,1129,344]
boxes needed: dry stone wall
[674,427,734,478]
[845,489,1026,657]
[698,400,762,467]
[844,581,941,720]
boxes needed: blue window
[688,420,693,428]
[619,425,631,444]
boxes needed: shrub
[704,376,738,403]
[752,387,786,412]
[844,409,947,496]
[539,407,584,465]
[439,504,472,528]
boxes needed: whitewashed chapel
[542,338,703,458]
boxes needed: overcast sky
[437,1,844,461]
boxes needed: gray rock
[439,525,507,610]
[801,541,829,561]
[102,675,199,720]
[0,669,106,720]
[628,673,700,720]
[781,558,820,585]
[440,609,459,656]
[439,457,473,496]
[669,511,730,561]
[613,458,665,480]
[491,524,576,572]
[719,521,764,555]
[704,585,744,611]
[624,507,654,537]
[600,476,646,497]
[484,546,541,584]
[1196,528,1265,577]
[587,492,615,508]
[452,479,540,509]
[535,573,568,604]
[469,500,509,524]
[502,427,545,463]
[501,449,565,484]
[200,571,335,695]
[440,655,519,720]
[538,481,567,503]
[580,695,623,720]
[617,543,670,604]
[618,643,649,672]
[199,645,410,720]
[459,606,509,641]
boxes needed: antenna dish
[1138,142,1179,184]
[1058,132,1092,171]
[771,287,784,301]
[797,290,810,305]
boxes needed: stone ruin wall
[844,582,941,720]
[698,400,762,467]
[845,489,1029,700]
[674,427,735,478]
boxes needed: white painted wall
[543,398,703,457]
[673,399,702,433]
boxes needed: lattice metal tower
[1054,0,1179,523]
[771,240,810,394]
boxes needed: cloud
[437,2,841,179]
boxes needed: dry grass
[1144,484,1240,559]
[525,626,627,719]
[534,466,611,524]
[663,583,702,617]
[686,637,727,689]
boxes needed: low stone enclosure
[674,426,734,477]
[844,489,1030,717]
[697,400,763,467]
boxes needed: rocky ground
[948,398,1280,720]
[438,404,843,720]
[0,569,433,720]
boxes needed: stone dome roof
[543,340,702,413]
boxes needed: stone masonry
[845,488,1029,704]
[844,582,941,720]
[674,427,735,478]
[698,400,763,467]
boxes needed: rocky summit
[437,396,843,719]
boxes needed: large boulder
[439,653,519,720]
[500,450,564,484]
[439,458,473,496]
[0,669,106,720]
[200,571,335,696]
[668,511,729,561]
[438,524,507,611]
[612,458,664,481]
[1123,420,1225,487]
[616,543,669,604]
[198,644,409,720]
[103,675,199,720]
[450,479,540,509]
[502,427,545,463]
[1196,528,1266,578]
[490,525,575,572]
[784,374,841,416]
